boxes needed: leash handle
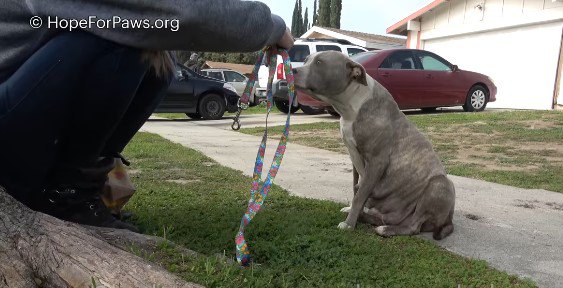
[235,47,295,266]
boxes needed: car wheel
[185,113,202,119]
[327,107,340,117]
[421,107,437,113]
[274,100,299,114]
[300,104,325,115]
[463,85,488,112]
[199,94,226,120]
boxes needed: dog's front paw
[340,207,351,213]
[337,221,353,230]
[374,226,389,237]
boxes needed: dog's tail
[433,209,454,240]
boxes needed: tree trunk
[0,186,202,288]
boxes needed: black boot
[37,158,139,232]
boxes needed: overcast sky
[256,0,431,36]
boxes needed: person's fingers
[277,27,294,50]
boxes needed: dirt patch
[514,199,540,209]
[545,202,563,211]
[293,129,341,140]
[128,169,142,175]
[166,179,202,185]
[516,203,536,209]
[517,120,560,130]
[424,122,562,172]
[465,213,481,221]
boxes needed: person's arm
[29,0,290,52]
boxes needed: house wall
[424,21,563,110]
[418,0,563,39]
[558,36,563,106]
[401,0,563,109]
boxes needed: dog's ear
[347,61,367,86]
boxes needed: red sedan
[298,49,497,112]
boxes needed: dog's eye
[316,60,322,64]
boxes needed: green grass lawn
[240,110,563,193]
[123,132,535,287]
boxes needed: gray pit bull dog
[293,51,455,240]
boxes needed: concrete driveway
[142,112,563,287]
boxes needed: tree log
[0,186,202,288]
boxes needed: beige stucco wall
[418,0,562,38]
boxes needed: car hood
[459,69,491,82]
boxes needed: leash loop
[231,109,242,131]
[235,47,295,267]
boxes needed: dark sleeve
[29,0,287,52]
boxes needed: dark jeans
[0,31,171,206]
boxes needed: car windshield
[316,45,342,52]
[184,69,197,77]
[347,48,366,56]
[288,45,311,62]
[351,51,380,63]
[175,63,201,77]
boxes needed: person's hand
[277,27,294,50]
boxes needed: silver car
[200,68,260,106]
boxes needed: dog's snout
[292,68,298,74]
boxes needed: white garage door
[423,21,563,110]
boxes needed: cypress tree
[313,0,318,26]
[318,0,331,27]
[330,0,342,28]
[297,0,303,36]
[303,7,309,33]
[291,0,299,37]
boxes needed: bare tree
[0,186,202,287]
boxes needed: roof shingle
[320,27,405,45]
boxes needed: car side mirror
[181,69,190,79]
[452,65,459,72]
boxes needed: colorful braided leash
[234,47,295,267]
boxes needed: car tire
[275,100,299,114]
[421,107,437,113]
[463,85,488,112]
[327,107,340,117]
[199,94,226,120]
[185,113,202,119]
[300,104,325,115]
